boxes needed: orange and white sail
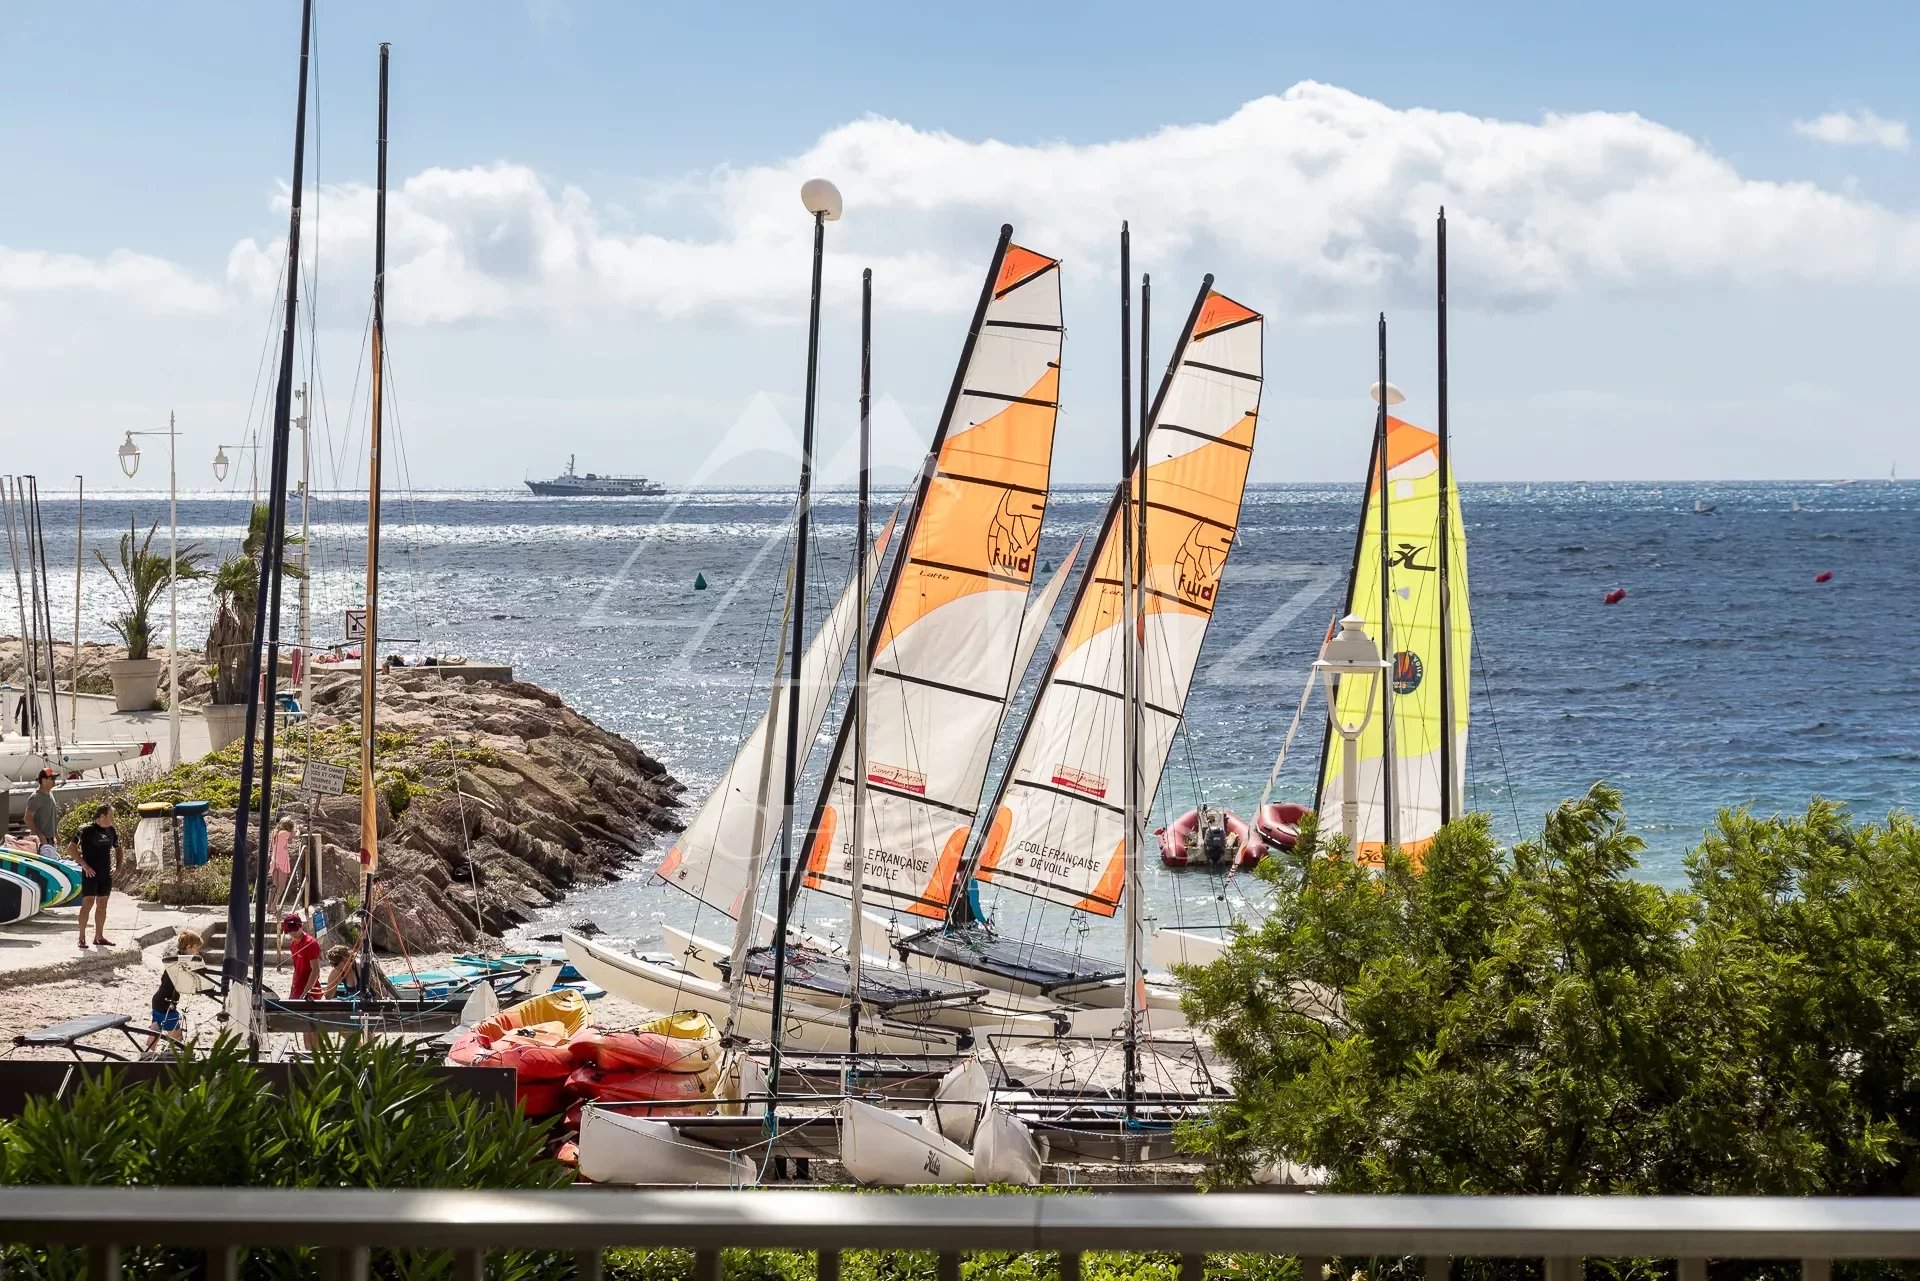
[1316,413,1471,865]
[803,232,1063,920]
[973,285,1262,916]
[656,518,893,920]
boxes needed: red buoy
[1603,588,1628,606]
[1814,571,1833,584]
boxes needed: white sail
[655,519,893,919]
[803,237,1064,921]
[974,289,1263,915]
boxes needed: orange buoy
[1603,588,1628,606]
[1814,571,1833,584]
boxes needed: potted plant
[204,502,304,749]
[97,519,207,712]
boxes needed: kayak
[565,1060,725,1105]
[569,1013,721,1074]
[472,989,590,1044]
[447,1020,583,1081]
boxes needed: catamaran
[1151,207,1472,971]
[566,228,1077,1058]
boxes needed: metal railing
[0,1188,1916,1280]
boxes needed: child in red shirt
[282,912,321,999]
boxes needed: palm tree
[97,520,208,660]
[206,502,305,705]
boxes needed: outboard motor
[1200,810,1229,866]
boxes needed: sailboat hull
[1147,926,1227,970]
[658,924,1072,1038]
[563,932,967,1056]
[577,1106,756,1186]
[0,740,154,783]
[860,911,1188,1026]
[841,1097,975,1186]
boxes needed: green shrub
[132,856,232,907]
[0,1034,565,1280]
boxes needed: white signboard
[343,608,366,642]
[300,760,348,796]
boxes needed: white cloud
[0,246,226,313]
[1792,109,1910,151]
[31,82,1920,329]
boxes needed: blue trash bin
[175,800,211,867]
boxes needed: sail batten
[802,236,1064,920]
[972,284,1263,917]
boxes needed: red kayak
[447,1023,581,1082]
[518,1080,573,1118]
[565,1061,724,1105]
[569,1028,721,1074]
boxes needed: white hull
[657,924,1078,1039]
[0,739,153,783]
[1147,926,1228,970]
[577,1106,756,1186]
[563,932,965,1055]
[859,911,1188,1025]
[973,1103,1043,1185]
[841,1093,1041,1187]
[840,1097,975,1186]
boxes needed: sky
[3,1,1918,489]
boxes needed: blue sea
[26,481,1916,948]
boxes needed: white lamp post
[212,442,263,500]
[1313,613,1389,852]
[116,415,183,768]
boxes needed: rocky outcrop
[165,669,683,952]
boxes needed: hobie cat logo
[1391,651,1423,694]
[1174,522,1228,606]
[1388,541,1436,572]
[988,491,1042,577]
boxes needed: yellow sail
[804,236,1063,919]
[1317,413,1471,865]
[974,287,1262,916]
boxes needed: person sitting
[321,944,370,1001]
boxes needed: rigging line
[1471,627,1524,842]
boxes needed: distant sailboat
[1694,499,1717,515]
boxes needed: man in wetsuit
[66,803,120,948]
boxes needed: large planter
[107,657,165,713]
[204,702,249,752]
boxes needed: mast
[1117,226,1137,1110]
[1435,209,1456,826]
[357,42,391,974]
[767,192,831,1126]
[847,267,873,1054]
[1123,264,1150,1111]
[794,226,1016,924]
[70,476,83,739]
[230,0,312,1011]
[28,480,63,754]
[2,482,32,744]
[1376,315,1397,852]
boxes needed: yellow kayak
[473,988,590,1044]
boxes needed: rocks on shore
[102,663,684,953]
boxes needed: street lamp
[1370,381,1406,407]
[116,415,184,768]
[1313,613,1389,853]
[213,441,264,500]
[767,175,841,1108]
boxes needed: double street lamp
[1313,613,1388,852]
